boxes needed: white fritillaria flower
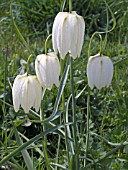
[35,52,60,90]
[12,73,42,113]
[87,53,114,89]
[52,11,85,59]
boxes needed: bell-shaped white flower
[12,73,42,113]
[87,53,114,89]
[52,11,85,59]
[35,52,60,90]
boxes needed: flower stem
[88,0,116,59]
[99,34,103,55]
[61,0,67,12]
[60,58,70,161]
[70,57,77,146]
[26,54,32,75]
[44,34,52,54]
[69,0,72,12]
[70,56,79,168]
[3,45,8,149]
[84,87,90,167]
[40,93,51,170]
[56,135,61,170]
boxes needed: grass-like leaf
[13,125,34,170]
[0,123,71,166]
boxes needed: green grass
[0,0,128,169]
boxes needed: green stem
[103,0,109,50]
[70,56,79,168]
[61,0,67,12]
[60,58,65,114]
[3,45,8,149]
[40,101,51,170]
[45,34,52,54]
[61,58,70,161]
[99,34,103,55]
[84,87,90,167]
[56,135,61,170]
[88,0,116,59]
[70,57,77,147]
[26,54,32,75]
[69,0,72,12]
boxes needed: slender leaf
[13,125,34,170]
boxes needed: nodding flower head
[12,73,42,113]
[52,11,85,59]
[35,52,61,90]
[87,53,114,89]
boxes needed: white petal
[35,52,60,90]
[101,57,108,87]
[96,57,102,89]
[103,57,113,87]
[21,78,30,113]
[57,13,69,59]
[12,73,27,112]
[49,52,60,87]
[46,55,53,89]
[45,52,60,89]
[35,55,42,84]
[12,76,21,112]
[33,77,42,112]
[74,12,85,58]
[28,76,36,109]
[52,12,64,54]
[35,54,47,87]
[87,56,94,89]
[68,14,78,59]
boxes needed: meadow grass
[0,0,128,169]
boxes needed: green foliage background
[0,0,128,169]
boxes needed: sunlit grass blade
[75,86,86,100]
[50,162,67,170]
[10,3,32,54]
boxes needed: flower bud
[35,52,60,90]
[52,11,85,59]
[12,73,42,113]
[87,53,114,89]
